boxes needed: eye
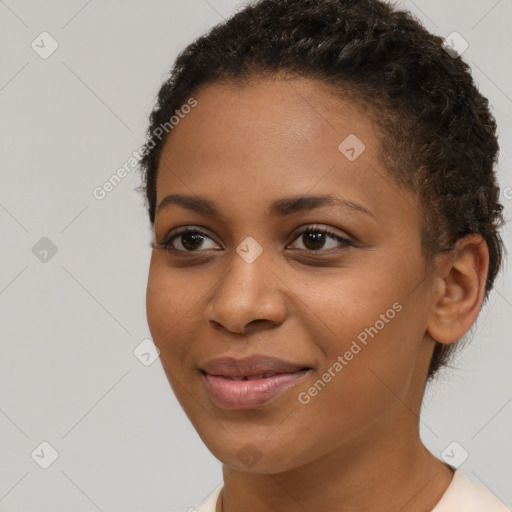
[288,225,353,252]
[157,227,220,252]
[154,224,353,254]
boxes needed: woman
[139,0,509,510]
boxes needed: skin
[146,76,489,512]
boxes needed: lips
[227,372,281,380]
[199,354,311,379]
[199,354,312,409]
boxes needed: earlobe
[426,234,489,345]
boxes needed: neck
[218,426,454,512]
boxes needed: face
[146,76,439,474]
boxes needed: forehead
[155,77,418,231]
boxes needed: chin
[203,434,310,475]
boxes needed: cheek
[293,329,414,449]
[296,272,422,409]
[146,268,171,343]
[308,304,424,427]
[145,256,198,348]
[295,269,402,354]
[145,262,199,400]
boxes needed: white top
[194,469,510,512]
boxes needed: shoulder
[188,472,510,512]
[432,469,510,512]
[193,484,223,512]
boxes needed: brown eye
[179,232,206,251]
[289,226,352,252]
[159,228,219,252]
[301,231,328,250]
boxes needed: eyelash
[155,225,353,255]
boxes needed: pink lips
[200,354,311,409]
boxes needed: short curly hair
[138,0,507,380]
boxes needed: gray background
[0,0,511,510]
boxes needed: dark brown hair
[138,0,506,380]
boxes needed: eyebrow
[156,193,375,219]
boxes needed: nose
[204,248,287,334]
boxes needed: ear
[426,234,489,344]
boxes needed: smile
[201,369,311,409]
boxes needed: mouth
[198,354,313,409]
[199,354,311,378]
[200,367,312,409]
[201,370,310,380]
